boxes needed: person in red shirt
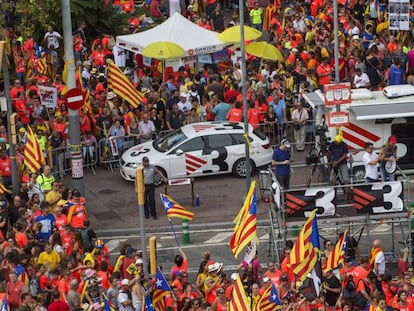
[54,202,68,234]
[226,101,243,122]
[58,269,71,302]
[48,291,70,311]
[394,290,414,311]
[7,270,26,310]
[247,101,260,129]
[264,261,283,286]
[90,44,107,67]
[0,148,12,186]
[316,57,332,90]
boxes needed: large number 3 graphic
[371,181,403,213]
[303,187,336,217]
[203,147,228,171]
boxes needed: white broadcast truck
[303,84,414,180]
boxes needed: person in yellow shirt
[250,1,263,30]
[46,181,62,212]
[37,242,61,271]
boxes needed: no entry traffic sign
[65,88,84,110]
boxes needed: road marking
[370,224,392,233]
[259,234,269,241]
[204,232,233,244]
[105,239,127,252]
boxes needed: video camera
[305,124,330,165]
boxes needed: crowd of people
[0,0,413,309]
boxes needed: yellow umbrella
[245,42,284,61]
[142,41,185,60]
[217,25,262,43]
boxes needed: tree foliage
[13,0,127,43]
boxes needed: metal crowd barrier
[47,141,98,177]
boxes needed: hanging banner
[284,187,336,217]
[284,181,405,218]
[389,0,410,31]
[353,181,404,214]
[38,85,58,108]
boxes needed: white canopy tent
[116,12,226,57]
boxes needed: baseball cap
[281,139,291,148]
[263,277,270,282]
[121,279,129,286]
[389,135,397,144]
[142,157,149,163]
[136,259,143,265]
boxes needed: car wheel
[232,158,256,178]
[352,166,365,182]
[154,167,167,186]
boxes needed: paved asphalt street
[61,148,414,277]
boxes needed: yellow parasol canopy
[245,42,284,61]
[142,41,185,60]
[217,25,262,43]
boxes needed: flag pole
[168,217,181,247]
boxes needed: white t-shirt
[354,72,370,88]
[375,250,386,275]
[113,45,126,68]
[177,100,192,114]
[44,31,62,49]
[363,151,378,179]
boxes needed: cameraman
[328,135,351,199]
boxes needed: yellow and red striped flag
[229,274,250,311]
[24,127,45,173]
[325,229,348,271]
[152,268,171,311]
[289,209,320,281]
[107,62,143,108]
[160,193,194,221]
[229,180,257,258]
[255,283,281,311]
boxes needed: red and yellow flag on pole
[289,209,320,281]
[107,62,144,108]
[229,180,257,258]
[325,229,348,271]
[229,274,250,311]
[24,127,45,173]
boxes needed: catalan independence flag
[229,180,257,258]
[160,194,194,221]
[325,229,348,271]
[107,62,144,108]
[289,209,320,281]
[152,268,171,311]
[24,127,45,173]
[255,283,281,311]
[229,274,250,311]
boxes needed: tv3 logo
[301,181,404,216]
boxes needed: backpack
[352,279,370,308]
[29,278,40,296]
[345,274,356,291]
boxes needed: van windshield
[153,129,188,152]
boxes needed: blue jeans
[380,168,395,182]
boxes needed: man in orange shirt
[264,261,283,286]
[67,190,87,229]
[316,57,332,90]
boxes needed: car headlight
[126,163,140,169]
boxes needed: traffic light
[149,236,157,275]
[9,113,17,145]
[0,41,4,71]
